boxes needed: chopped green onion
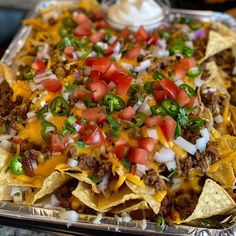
[153,71,165,81]
[67,116,77,125]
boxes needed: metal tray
[1,1,236,235]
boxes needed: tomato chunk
[42,79,62,92]
[129,148,148,165]
[82,124,105,146]
[174,58,196,78]
[118,106,135,121]
[126,43,141,59]
[115,144,129,160]
[160,78,179,99]
[64,46,74,58]
[88,80,108,101]
[90,70,103,81]
[73,12,90,25]
[50,134,70,152]
[153,90,169,103]
[91,58,111,73]
[118,27,130,39]
[138,137,155,152]
[81,107,106,123]
[186,96,199,108]
[159,116,176,141]
[135,26,148,41]
[176,89,190,107]
[74,25,91,37]
[144,116,162,128]
[89,31,105,43]
[111,71,132,95]
[32,59,46,73]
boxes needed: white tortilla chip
[183,179,236,223]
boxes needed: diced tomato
[111,71,132,95]
[90,70,103,81]
[118,27,130,39]
[81,107,106,123]
[89,31,105,43]
[176,89,190,107]
[74,25,92,37]
[85,57,99,66]
[174,57,196,78]
[77,85,92,100]
[144,116,163,128]
[64,46,74,58]
[129,148,148,165]
[138,137,155,152]
[88,80,108,101]
[91,58,111,73]
[160,78,179,99]
[42,79,62,93]
[158,116,176,141]
[153,90,169,103]
[118,106,135,121]
[96,20,109,29]
[50,134,71,153]
[92,11,103,21]
[82,124,105,146]
[186,96,199,108]
[31,59,46,73]
[131,165,137,175]
[73,12,90,25]
[126,43,141,59]
[103,63,118,81]
[115,144,129,160]
[135,26,148,41]
[147,31,159,45]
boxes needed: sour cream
[107,0,165,31]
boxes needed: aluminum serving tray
[1,1,236,235]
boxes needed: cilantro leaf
[65,83,78,92]
[177,107,195,126]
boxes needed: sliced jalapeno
[134,112,146,127]
[189,117,204,130]
[50,96,70,116]
[57,38,71,51]
[62,16,76,28]
[103,93,125,111]
[10,155,24,175]
[175,122,182,138]
[187,65,202,78]
[183,47,194,57]
[151,104,166,116]
[36,105,48,119]
[153,71,165,81]
[144,81,155,95]
[189,21,202,30]
[169,42,184,55]
[162,99,179,117]
[156,215,165,231]
[158,31,170,41]
[21,66,34,80]
[79,49,92,60]
[59,27,72,38]
[41,120,57,143]
[179,84,196,96]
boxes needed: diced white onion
[73,123,81,132]
[120,212,131,223]
[174,137,197,155]
[111,53,122,61]
[9,128,17,136]
[133,100,143,112]
[50,194,60,207]
[196,137,207,152]
[175,79,184,86]
[43,112,53,121]
[96,42,108,50]
[72,52,78,60]
[184,41,193,49]
[0,140,12,151]
[138,101,152,116]
[74,101,86,109]
[140,219,147,230]
[166,160,177,171]
[214,114,223,124]
[45,126,55,134]
[147,128,158,139]
[10,186,21,197]
[98,174,110,191]
[194,77,204,87]
[108,35,117,44]
[134,59,151,72]
[27,111,36,119]
[121,62,133,71]
[157,39,167,50]
[154,147,175,163]
[108,81,116,90]
[37,43,49,60]
[0,134,14,141]
[136,164,147,177]
[13,192,23,202]
[67,158,78,168]
[59,210,79,222]
[202,88,217,94]
[113,42,121,53]
[34,70,57,84]
[31,160,38,169]
[200,128,210,142]
[93,213,103,224]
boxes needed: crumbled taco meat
[182,127,201,144]
[143,169,166,191]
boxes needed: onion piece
[196,137,207,152]
[0,134,14,141]
[134,59,151,72]
[193,28,206,40]
[73,123,81,132]
[136,164,147,177]
[154,147,175,163]
[184,41,193,49]
[121,62,133,71]
[59,210,79,221]
[27,111,36,119]
[98,174,110,191]
[200,128,210,142]
[67,158,78,168]
[0,140,12,151]
[214,114,223,124]
[50,194,60,207]
[31,160,38,169]
[140,219,147,230]
[10,186,21,197]
[74,101,86,109]
[194,77,204,87]
[166,160,177,171]
[43,112,53,121]
[138,101,152,116]
[147,128,158,139]
[174,137,197,155]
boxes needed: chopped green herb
[94,44,104,55]
[65,83,78,92]
[67,116,77,125]
[153,71,165,81]
[144,81,156,95]
[89,174,100,184]
[76,141,85,148]
[121,159,131,170]
[106,112,121,137]
[81,117,87,125]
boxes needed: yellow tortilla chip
[0,63,15,87]
[212,22,236,38]
[0,148,9,172]
[0,176,12,201]
[200,31,236,62]
[183,179,236,223]
[111,199,150,214]
[126,180,161,214]
[26,171,70,204]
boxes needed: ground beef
[143,169,166,191]
[173,189,200,220]
[179,156,193,176]
[77,155,99,173]
[182,127,201,144]
[200,62,211,81]
[160,196,170,218]
[96,162,112,179]
[0,81,29,132]
[54,179,78,209]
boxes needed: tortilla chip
[200,31,236,62]
[183,179,236,223]
[111,199,150,214]
[26,171,70,204]
[0,176,12,201]
[0,148,9,172]
[0,64,15,87]
[126,180,161,214]
[212,22,236,38]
